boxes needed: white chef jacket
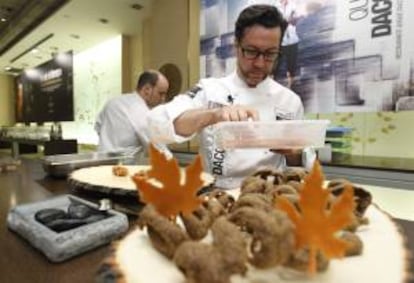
[95,92,150,153]
[148,72,313,189]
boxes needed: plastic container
[213,120,330,149]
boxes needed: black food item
[68,203,95,219]
[35,208,67,225]
[34,202,110,233]
[84,213,107,224]
[46,218,87,232]
[330,185,372,217]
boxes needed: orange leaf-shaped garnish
[276,160,355,274]
[132,144,203,218]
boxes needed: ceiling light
[3,66,22,75]
[31,48,39,54]
[1,18,7,22]
[24,69,41,79]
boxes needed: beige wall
[188,0,200,86]
[127,0,200,94]
[138,0,201,151]
[0,74,15,126]
[142,0,191,91]
[122,35,132,93]
[125,33,144,91]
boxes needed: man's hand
[174,105,259,137]
[212,105,259,123]
[270,149,302,155]
[271,149,303,166]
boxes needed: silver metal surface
[98,198,113,211]
[42,151,137,177]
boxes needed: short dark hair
[136,70,159,90]
[235,4,287,44]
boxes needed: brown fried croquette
[228,207,294,268]
[173,217,247,283]
[138,205,189,259]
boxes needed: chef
[148,5,315,188]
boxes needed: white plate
[113,203,408,283]
[68,165,215,197]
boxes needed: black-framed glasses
[240,46,281,62]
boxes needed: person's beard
[238,63,270,87]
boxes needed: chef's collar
[232,71,271,90]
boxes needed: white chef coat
[95,92,150,153]
[148,72,314,189]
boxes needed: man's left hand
[270,149,302,156]
[270,149,303,166]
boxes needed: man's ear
[141,84,152,97]
[233,40,240,53]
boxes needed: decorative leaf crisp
[276,160,355,274]
[131,144,203,218]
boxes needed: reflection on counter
[322,155,414,172]
[1,125,50,141]
[0,123,66,141]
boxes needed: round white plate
[68,165,215,197]
[113,204,409,283]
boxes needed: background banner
[200,0,414,113]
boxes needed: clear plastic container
[213,120,330,149]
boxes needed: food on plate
[228,206,294,268]
[131,144,203,218]
[138,205,189,259]
[102,145,378,283]
[276,162,355,274]
[340,231,363,256]
[180,202,222,240]
[112,164,129,177]
[328,179,373,217]
[284,248,330,272]
[174,217,248,283]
